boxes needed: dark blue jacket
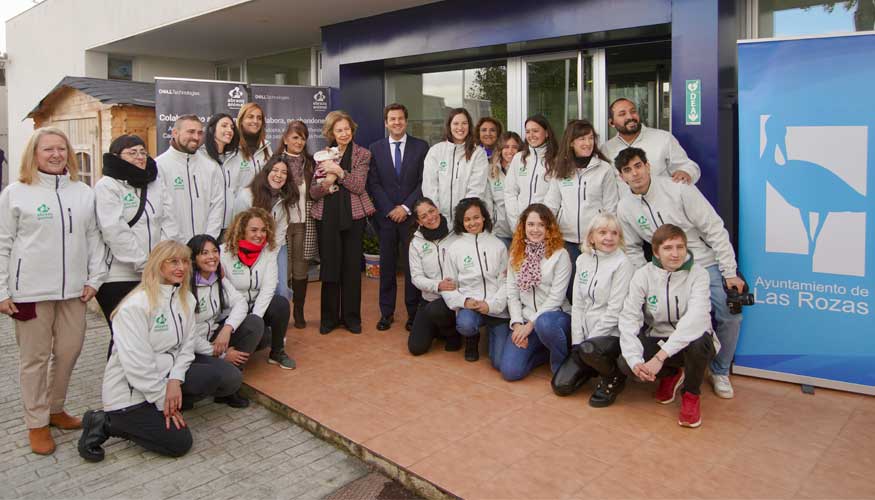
[366,135,429,217]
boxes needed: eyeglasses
[121,149,148,158]
[162,258,189,269]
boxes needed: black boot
[215,390,250,408]
[78,410,110,462]
[464,334,480,362]
[589,373,627,408]
[551,349,594,397]
[292,279,308,329]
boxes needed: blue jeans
[706,264,742,375]
[498,311,571,381]
[455,309,511,367]
[564,241,582,301]
[276,244,290,300]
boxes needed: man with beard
[602,98,700,185]
[156,115,224,240]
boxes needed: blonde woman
[484,131,522,247]
[552,213,634,407]
[78,240,241,461]
[0,128,106,455]
[224,102,272,194]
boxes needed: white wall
[5,0,249,180]
[132,55,216,82]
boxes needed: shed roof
[28,76,155,118]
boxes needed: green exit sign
[685,79,701,126]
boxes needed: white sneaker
[710,374,734,399]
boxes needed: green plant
[362,224,380,255]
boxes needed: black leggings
[107,402,192,458]
[215,313,265,360]
[181,354,242,403]
[255,295,291,353]
[96,280,139,358]
[408,298,458,355]
[618,333,716,395]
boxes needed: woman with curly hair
[484,131,523,248]
[219,208,295,369]
[500,203,572,381]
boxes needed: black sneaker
[444,334,462,352]
[589,374,627,408]
[464,334,479,362]
[215,391,250,408]
[78,410,109,462]
[268,350,297,370]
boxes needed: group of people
[1,96,744,463]
[385,100,744,429]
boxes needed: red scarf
[237,239,266,267]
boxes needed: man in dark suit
[367,103,429,331]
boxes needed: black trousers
[96,280,139,358]
[578,336,623,377]
[255,295,291,352]
[618,333,716,395]
[182,354,243,403]
[408,298,458,355]
[217,313,266,357]
[318,218,365,330]
[377,216,420,318]
[107,402,192,458]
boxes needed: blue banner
[736,34,875,394]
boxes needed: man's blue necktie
[393,141,402,178]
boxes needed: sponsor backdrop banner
[155,78,248,154]
[250,84,331,153]
[736,34,875,394]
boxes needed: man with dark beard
[602,98,701,185]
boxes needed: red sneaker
[654,370,685,404]
[678,391,702,428]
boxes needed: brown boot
[29,426,55,455]
[292,279,308,329]
[50,411,82,430]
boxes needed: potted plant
[362,222,380,280]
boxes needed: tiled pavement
[0,311,373,500]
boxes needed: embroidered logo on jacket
[463,255,474,269]
[173,177,185,190]
[646,295,658,312]
[123,192,138,209]
[637,215,651,231]
[421,242,433,254]
[232,261,245,274]
[36,204,52,220]
[439,161,448,173]
[578,270,589,284]
[155,314,169,331]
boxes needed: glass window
[77,152,92,186]
[386,61,507,145]
[758,0,874,38]
[108,58,133,81]
[246,48,312,85]
[526,57,578,134]
[605,42,671,139]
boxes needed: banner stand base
[733,365,875,396]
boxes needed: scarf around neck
[516,240,546,291]
[420,215,449,242]
[237,239,266,267]
[102,153,158,188]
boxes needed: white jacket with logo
[0,172,106,303]
[617,176,737,278]
[544,158,619,244]
[192,276,248,356]
[619,255,714,369]
[602,125,701,183]
[571,248,635,345]
[507,247,571,326]
[441,231,509,318]
[233,187,290,244]
[220,243,278,318]
[422,142,489,220]
[224,142,271,196]
[483,166,512,239]
[504,144,550,230]
[199,147,237,231]
[156,147,224,241]
[102,285,196,412]
[409,230,459,303]
[95,174,181,283]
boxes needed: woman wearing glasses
[95,135,180,354]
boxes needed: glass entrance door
[605,41,672,139]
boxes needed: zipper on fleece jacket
[55,177,67,296]
[665,273,675,329]
[587,254,599,301]
[474,234,487,300]
[527,149,539,205]
[185,158,196,235]
[15,259,21,290]
[169,289,181,346]
[449,147,457,211]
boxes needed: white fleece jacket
[570,248,635,345]
[506,247,571,325]
[440,231,509,318]
[422,142,489,220]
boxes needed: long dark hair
[408,197,439,244]
[204,113,240,164]
[270,120,315,182]
[443,108,477,161]
[453,197,493,235]
[250,156,295,220]
[187,234,227,315]
[553,119,609,179]
[519,114,558,177]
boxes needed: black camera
[725,271,754,315]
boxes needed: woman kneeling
[79,241,242,461]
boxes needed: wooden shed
[27,77,156,187]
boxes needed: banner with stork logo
[735,34,875,394]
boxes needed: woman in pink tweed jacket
[310,110,375,334]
